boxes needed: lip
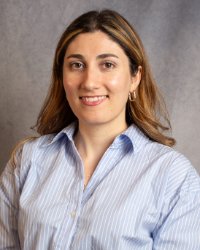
[79,95,108,106]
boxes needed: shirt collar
[41,122,77,147]
[110,124,150,153]
[41,122,150,153]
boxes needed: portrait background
[0,0,199,173]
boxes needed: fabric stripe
[0,123,200,249]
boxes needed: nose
[81,66,99,91]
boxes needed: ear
[130,66,142,92]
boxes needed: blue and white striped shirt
[1,123,200,250]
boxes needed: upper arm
[0,150,22,249]
[152,155,200,249]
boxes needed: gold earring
[128,91,136,102]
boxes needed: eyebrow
[66,54,84,60]
[66,53,119,60]
[97,53,119,59]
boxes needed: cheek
[64,86,76,100]
[63,76,77,96]
[107,74,131,93]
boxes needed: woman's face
[63,31,141,128]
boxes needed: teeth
[82,96,107,102]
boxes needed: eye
[101,61,116,70]
[69,62,85,70]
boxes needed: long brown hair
[34,9,175,146]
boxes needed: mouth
[79,95,108,106]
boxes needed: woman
[0,9,200,250]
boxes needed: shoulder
[151,141,198,177]
[145,139,192,169]
[124,124,199,182]
[1,132,66,188]
[7,131,64,171]
[139,140,200,196]
[7,123,76,173]
[4,134,54,173]
[150,142,200,200]
[20,132,65,164]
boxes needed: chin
[81,120,108,126]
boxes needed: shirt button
[70,211,76,218]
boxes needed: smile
[80,95,108,106]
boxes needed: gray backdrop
[0,0,200,173]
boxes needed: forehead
[65,31,127,57]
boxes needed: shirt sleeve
[0,150,22,249]
[153,155,200,250]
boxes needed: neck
[74,121,128,158]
